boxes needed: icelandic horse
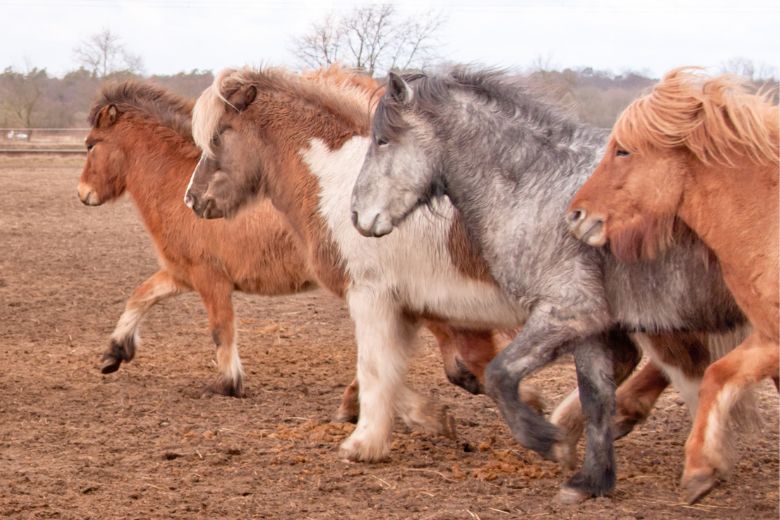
[568,67,779,502]
[77,79,504,417]
[349,68,753,502]
[183,65,748,502]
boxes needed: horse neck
[257,123,356,296]
[678,158,779,333]
[437,102,594,230]
[122,126,196,220]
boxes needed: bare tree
[73,28,144,78]
[0,65,47,129]
[292,5,444,76]
[294,14,343,69]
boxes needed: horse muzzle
[77,182,102,206]
[186,191,225,220]
[567,208,607,247]
[351,209,394,238]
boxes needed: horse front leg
[550,331,640,469]
[339,288,418,462]
[102,269,185,374]
[557,332,619,504]
[192,273,243,397]
[682,331,779,503]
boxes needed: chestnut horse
[77,80,504,415]
[183,65,750,501]
[568,67,778,502]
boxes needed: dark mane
[88,81,194,140]
[375,66,584,145]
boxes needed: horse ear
[387,72,413,104]
[228,85,257,112]
[98,105,119,128]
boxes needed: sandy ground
[0,158,777,519]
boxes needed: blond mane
[613,67,779,167]
[192,65,377,158]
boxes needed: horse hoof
[333,407,359,424]
[202,379,245,398]
[555,486,590,505]
[613,416,640,440]
[681,470,718,504]
[100,355,122,374]
[338,434,389,462]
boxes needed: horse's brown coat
[569,68,779,502]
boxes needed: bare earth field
[1,157,778,519]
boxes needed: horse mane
[375,65,583,145]
[192,65,377,158]
[613,67,779,167]
[88,80,194,140]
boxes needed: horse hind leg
[102,270,184,374]
[682,331,779,504]
[194,275,243,397]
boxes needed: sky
[0,0,777,78]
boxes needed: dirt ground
[1,157,778,519]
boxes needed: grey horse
[351,68,744,502]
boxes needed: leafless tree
[292,4,444,76]
[73,29,144,78]
[0,65,47,129]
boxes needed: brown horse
[77,80,504,414]
[183,66,752,481]
[568,67,778,502]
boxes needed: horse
[183,65,748,502]
[76,79,507,417]
[349,67,750,502]
[567,67,779,502]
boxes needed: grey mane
[88,81,194,140]
[376,66,595,148]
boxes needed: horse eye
[376,136,389,147]
[616,149,630,157]
[86,142,95,151]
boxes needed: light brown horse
[568,67,778,502]
[77,80,505,414]
[183,66,752,480]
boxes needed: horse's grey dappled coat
[351,68,744,500]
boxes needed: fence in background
[0,128,89,154]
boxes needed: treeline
[0,67,214,129]
[1,65,775,130]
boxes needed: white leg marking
[339,288,416,462]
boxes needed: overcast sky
[1,0,777,78]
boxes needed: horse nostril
[351,210,359,227]
[184,191,196,209]
[568,208,586,226]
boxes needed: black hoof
[446,359,484,395]
[100,354,123,374]
[333,408,359,424]
[564,467,616,500]
[613,416,641,440]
